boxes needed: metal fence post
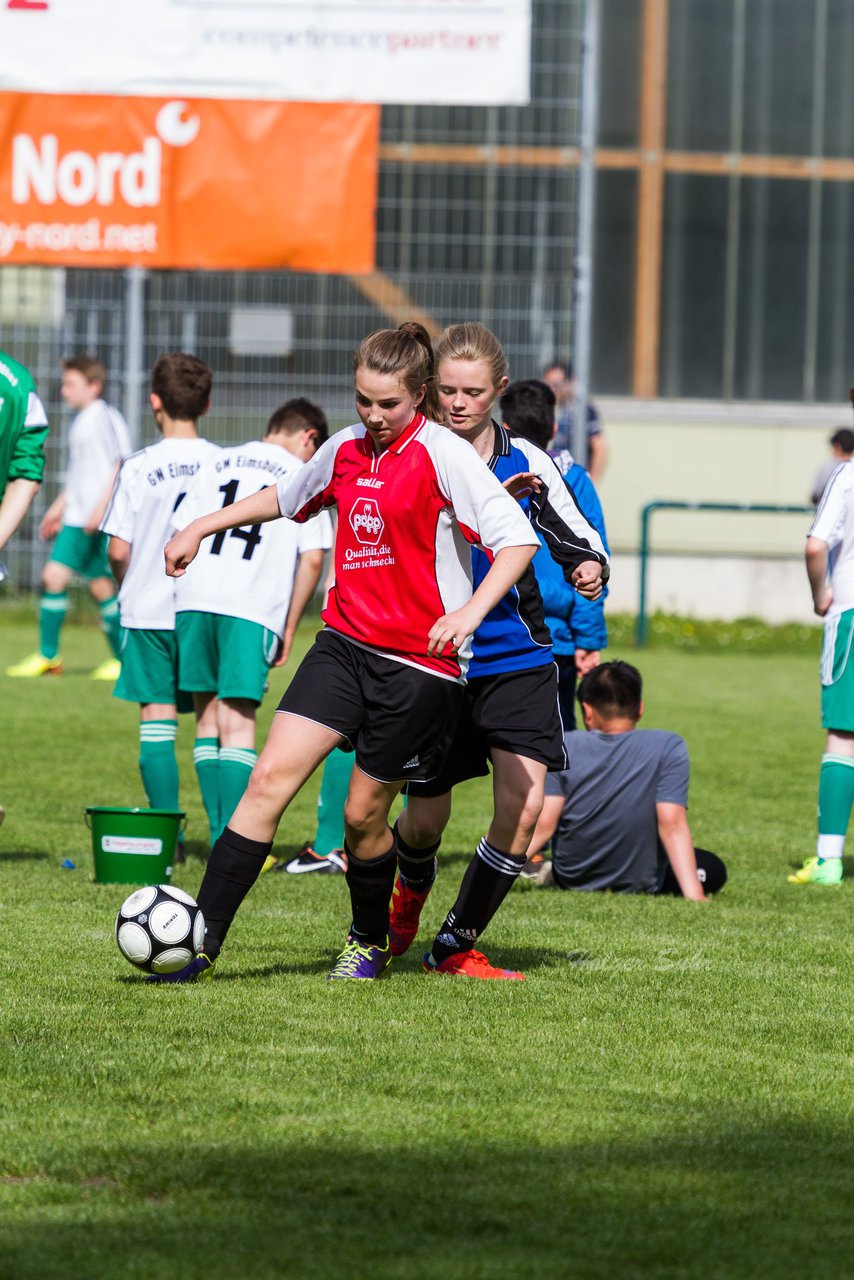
[573,0,601,465]
[636,501,657,647]
[123,267,146,447]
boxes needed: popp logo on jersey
[350,499,385,546]
[11,101,200,209]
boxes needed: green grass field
[1,618,853,1280]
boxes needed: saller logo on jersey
[350,499,384,546]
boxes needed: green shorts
[176,611,279,705]
[821,608,854,730]
[114,627,193,713]
[51,525,112,580]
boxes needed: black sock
[196,826,272,958]
[393,820,439,889]
[431,837,526,964]
[345,838,398,947]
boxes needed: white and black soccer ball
[115,885,205,975]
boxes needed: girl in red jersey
[154,323,539,982]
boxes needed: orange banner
[0,94,379,271]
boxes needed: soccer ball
[115,885,205,975]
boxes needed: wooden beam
[378,142,581,168]
[632,0,669,399]
[379,141,854,183]
[595,149,645,170]
[662,151,854,181]
[347,270,440,337]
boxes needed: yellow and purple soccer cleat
[146,953,217,983]
[327,937,392,980]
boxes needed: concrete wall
[594,397,847,622]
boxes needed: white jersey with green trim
[809,460,854,616]
[102,436,220,630]
[172,440,333,638]
[64,399,131,527]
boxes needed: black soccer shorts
[277,628,464,785]
[405,660,567,798]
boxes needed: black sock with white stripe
[430,837,526,964]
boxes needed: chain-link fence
[0,0,587,593]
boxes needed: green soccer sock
[98,595,122,659]
[139,720,180,811]
[39,591,69,660]
[193,737,221,845]
[217,747,257,843]
[314,747,353,855]
[817,754,854,860]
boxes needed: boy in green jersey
[0,348,49,830]
[0,349,49,570]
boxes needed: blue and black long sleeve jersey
[468,424,609,679]
[533,461,609,657]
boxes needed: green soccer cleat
[787,856,843,886]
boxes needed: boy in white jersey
[7,355,130,681]
[791,456,854,885]
[101,354,219,822]
[173,398,333,843]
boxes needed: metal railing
[635,500,814,646]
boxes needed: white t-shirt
[102,436,220,630]
[172,440,333,638]
[64,399,131,527]
[809,460,854,616]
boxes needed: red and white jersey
[275,413,539,680]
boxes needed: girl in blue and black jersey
[392,322,609,979]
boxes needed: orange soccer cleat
[388,872,434,956]
[422,948,525,980]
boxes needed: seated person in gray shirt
[525,660,726,898]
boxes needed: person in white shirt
[7,355,130,681]
[791,459,854,885]
[172,398,333,844]
[102,353,219,827]
[810,426,854,507]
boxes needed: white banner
[0,0,531,106]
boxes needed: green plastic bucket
[85,807,185,884]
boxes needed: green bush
[608,610,821,654]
